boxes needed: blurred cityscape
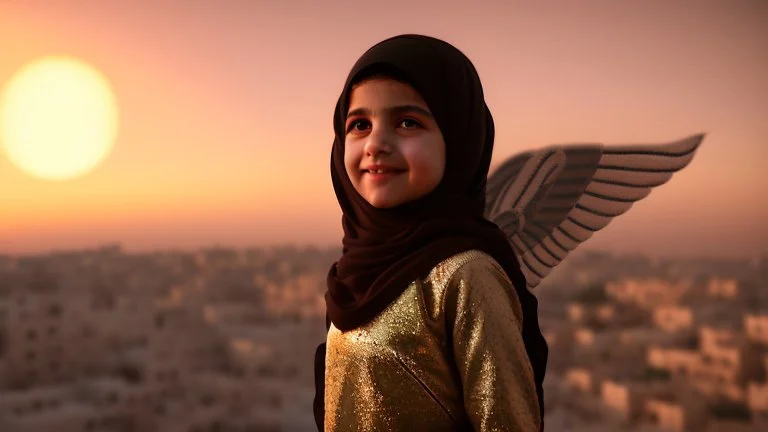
[0,244,766,432]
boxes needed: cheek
[405,147,444,185]
[418,137,446,184]
[343,146,358,180]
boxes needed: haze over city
[1,0,766,258]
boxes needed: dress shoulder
[419,249,515,324]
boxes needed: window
[48,304,62,317]
[117,365,143,384]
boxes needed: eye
[399,118,422,129]
[346,119,369,133]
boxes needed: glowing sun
[0,56,119,181]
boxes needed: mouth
[362,169,406,174]
[361,165,407,175]
[361,168,406,182]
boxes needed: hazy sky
[1,0,766,258]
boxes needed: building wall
[565,368,592,393]
[745,314,768,345]
[601,380,631,420]
[653,306,693,333]
[645,399,685,432]
[708,277,739,299]
[748,382,768,413]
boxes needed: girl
[314,34,548,431]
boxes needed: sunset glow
[0,56,118,181]
[0,1,765,257]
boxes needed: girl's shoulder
[419,249,515,318]
[425,249,507,289]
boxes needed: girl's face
[344,78,446,209]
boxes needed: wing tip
[683,132,706,150]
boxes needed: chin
[368,200,399,209]
[366,195,405,209]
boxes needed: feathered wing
[484,133,704,289]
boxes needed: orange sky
[1,0,766,258]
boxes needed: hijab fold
[314,34,547,431]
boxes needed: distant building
[645,398,686,432]
[565,368,592,393]
[1,281,110,390]
[745,314,768,345]
[654,306,694,333]
[566,303,585,323]
[747,381,768,413]
[595,304,615,322]
[574,328,595,346]
[708,277,739,299]
[601,380,634,421]
[646,346,701,377]
[606,277,692,310]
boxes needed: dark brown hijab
[314,34,547,430]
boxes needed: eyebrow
[346,105,434,120]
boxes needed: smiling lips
[362,164,406,174]
[362,164,406,181]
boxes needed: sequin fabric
[324,250,541,431]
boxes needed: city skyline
[0,241,765,431]
[1,0,766,258]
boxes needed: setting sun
[0,56,118,181]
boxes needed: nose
[364,125,393,156]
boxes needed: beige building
[606,277,692,310]
[745,314,768,345]
[574,327,595,346]
[264,272,326,320]
[601,380,633,420]
[2,284,110,390]
[595,304,615,322]
[600,379,708,430]
[566,303,586,323]
[748,381,768,413]
[707,277,739,299]
[645,398,686,432]
[653,306,694,333]
[646,346,701,377]
[565,368,593,393]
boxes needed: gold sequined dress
[324,249,541,431]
